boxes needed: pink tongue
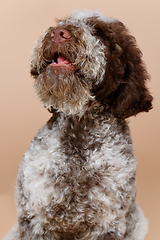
[57,56,69,64]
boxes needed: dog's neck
[46,101,114,132]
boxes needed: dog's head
[30,10,153,119]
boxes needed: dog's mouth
[50,52,75,71]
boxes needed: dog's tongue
[57,55,70,65]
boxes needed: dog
[3,10,153,240]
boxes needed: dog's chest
[21,114,135,232]
[23,115,109,199]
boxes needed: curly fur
[3,10,152,240]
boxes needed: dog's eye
[96,38,103,46]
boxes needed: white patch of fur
[67,10,117,24]
[21,123,67,207]
[124,203,148,240]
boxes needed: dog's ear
[93,21,153,119]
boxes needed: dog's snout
[51,28,72,43]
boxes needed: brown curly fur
[88,18,153,119]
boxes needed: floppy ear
[93,21,153,119]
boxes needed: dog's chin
[33,65,93,116]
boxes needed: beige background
[0,0,159,239]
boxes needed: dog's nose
[51,28,72,43]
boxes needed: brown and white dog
[3,10,152,240]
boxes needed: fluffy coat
[3,10,152,240]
